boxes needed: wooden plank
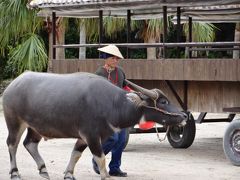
[188,82,199,112]
[126,60,153,80]
[68,60,77,73]
[162,60,184,80]
[198,82,223,112]
[89,59,104,72]
[60,60,68,74]
[224,59,237,81]
[164,81,184,109]
[52,60,59,73]
[136,80,240,113]
[222,81,240,109]
[77,60,87,72]
[187,81,240,113]
[183,59,207,80]
[152,60,164,80]
[52,59,240,81]
[121,59,135,79]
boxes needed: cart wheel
[167,112,196,148]
[223,119,240,166]
[123,128,131,150]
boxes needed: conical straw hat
[98,45,124,59]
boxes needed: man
[92,44,129,177]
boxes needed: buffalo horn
[125,79,158,100]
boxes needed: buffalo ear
[126,93,148,107]
[126,93,142,107]
[138,93,148,100]
[139,100,148,107]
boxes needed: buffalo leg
[23,128,49,179]
[87,138,110,180]
[64,139,87,180]
[6,120,27,180]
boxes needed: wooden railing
[52,58,240,81]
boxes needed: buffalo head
[125,80,187,126]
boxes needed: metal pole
[188,17,192,58]
[99,10,103,58]
[163,6,168,58]
[177,7,181,58]
[52,12,56,60]
[127,10,131,59]
[53,42,240,48]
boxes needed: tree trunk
[233,23,240,59]
[47,19,53,72]
[146,37,156,59]
[48,32,53,72]
[56,19,65,60]
[79,23,86,59]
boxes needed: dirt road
[0,98,239,180]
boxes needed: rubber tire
[167,113,196,148]
[223,119,240,166]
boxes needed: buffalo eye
[160,98,168,105]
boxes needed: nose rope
[143,105,183,117]
[152,89,159,108]
[155,125,170,142]
[139,89,182,116]
[140,90,182,142]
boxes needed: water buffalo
[2,71,187,180]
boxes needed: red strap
[123,85,132,92]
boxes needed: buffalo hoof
[64,172,77,180]
[39,171,50,179]
[11,172,21,180]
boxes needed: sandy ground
[0,97,239,180]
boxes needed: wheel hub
[231,130,240,153]
[169,126,184,142]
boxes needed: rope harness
[141,89,183,117]
[139,90,183,142]
[155,125,170,142]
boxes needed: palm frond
[9,33,48,74]
[77,18,99,42]
[134,18,170,41]
[146,19,164,39]
[183,22,217,42]
[0,0,41,52]
[103,17,126,38]
[77,17,140,42]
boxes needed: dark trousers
[102,129,126,172]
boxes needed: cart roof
[29,0,240,22]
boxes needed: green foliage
[0,46,18,79]
[86,47,99,58]
[183,22,217,42]
[104,17,126,38]
[77,18,99,42]
[0,0,47,77]
[9,33,48,74]
[65,18,79,58]
[130,49,147,59]
[146,19,164,40]
[0,0,42,53]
